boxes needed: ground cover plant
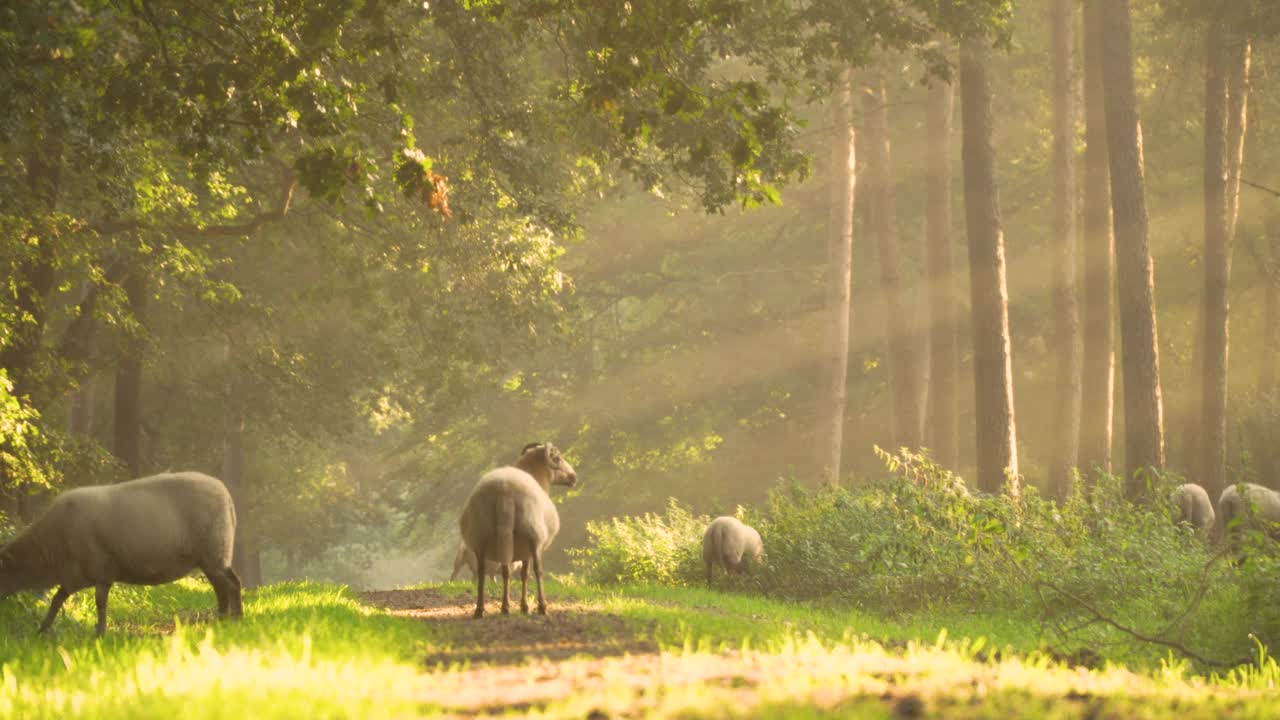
[3,575,1280,718]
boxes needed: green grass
[1,578,1279,718]
[0,580,431,719]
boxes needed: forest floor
[359,583,1278,719]
[0,578,1277,718]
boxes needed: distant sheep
[459,442,577,617]
[0,471,242,635]
[1172,483,1215,533]
[1216,482,1280,558]
[702,516,764,587]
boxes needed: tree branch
[1242,177,1280,198]
[87,166,297,238]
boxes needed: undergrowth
[574,447,1280,672]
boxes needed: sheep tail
[494,495,516,566]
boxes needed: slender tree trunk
[927,58,960,471]
[221,335,260,588]
[818,71,856,486]
[959,37,1019,497]
[1080,0,1115,480]
[113,270,147,478]
[1198,25,1250,502]
[1049,0,1082,500]
[1100,0,1165,498]
[1200,17,1231,502]
[865,74,923,451]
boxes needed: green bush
[570,497,713,586]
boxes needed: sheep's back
[704,516,758,567]
[1174,483,1215,530]
[460,467,559,559]
[1221,483,1280,525]
[15,472,234,587]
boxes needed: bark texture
[959,37,1019,496]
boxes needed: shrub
[570,497,712,586]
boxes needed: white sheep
[1172,483,1215,533]
[0,471,242,635]
[1216,482,1280,558]
[702,516,764,587]
[458,442,577,617]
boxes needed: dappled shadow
[361,587,657,666]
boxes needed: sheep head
[519,442,578,488]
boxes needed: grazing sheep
[459,442,577,617]
[702,516,764,587]
[1216,482,1280,558]
[1172,483,1215,533]
[0,471,242,636]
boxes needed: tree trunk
[112,270,147,478]
[1079,0,1115,481]
[926,58,960,471]
[864,74,923,451]
[1200,28,1251,500]
[1100,0,1165,498]
[1049,0,1082,500]
[817,70,855,486]
[221,335,260,588]
[959,37,1020,497]
[1199,17,1231,503]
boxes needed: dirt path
[361,587,658,667]
[361,587,873,717]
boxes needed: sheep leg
[519,559,530,614]
[94,583,111,636]
[37,586,74,633]
[223,567,244,618]
[472,540,487,619]
[705,559,713,588]
[203,567,231,616]
[500,564,511,615]
[532,551,547,616]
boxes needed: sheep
[458,442,577,617]
[1172,483,1215,533]
[1216,482,1280,560]
[0,471,242,636]
[702,516,764,588]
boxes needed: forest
[3,0,1280,717]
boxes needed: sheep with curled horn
[0,471,242,636]
[1172,483,1215,534]
[459,441,577,617]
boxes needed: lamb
[1216,482,1280,558]
[1172,483,1215,533]
[0,471,242,636]
[702,516,764,587]
[458,442,577,617]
